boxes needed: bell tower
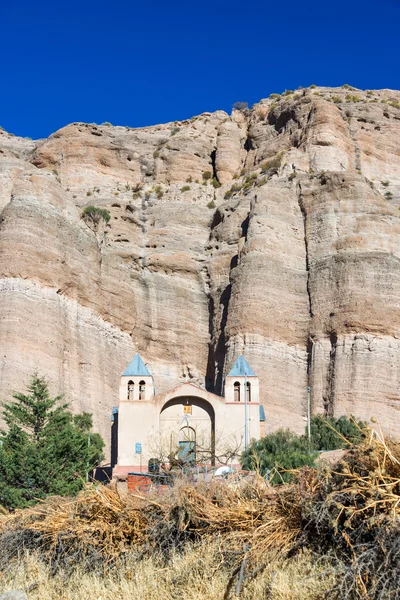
[119,353,154,402]
[224,355,260,445]
[224,355,259,404]
[117,354,156,470]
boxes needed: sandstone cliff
[1,85,400,456]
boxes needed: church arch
[127,380,134,400]
[139,380,146,400]
[160,395,216,465]
[246,381,251,402]
[234,381,240,402]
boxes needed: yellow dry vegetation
[0,544,335,600]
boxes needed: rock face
[1,86,400,458]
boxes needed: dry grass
[1,427,400,598]
[0,543,336,600]
[0,475,306,574]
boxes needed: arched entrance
[159,395,216,465]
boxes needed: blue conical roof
[122,354,151,377]
[227,355,256,377]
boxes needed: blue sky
[1,0,399,139]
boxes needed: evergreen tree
[0,374,104,509]
[241,429,318,484]
[309,414,365,451]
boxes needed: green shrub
[212,178,221,189]
[288,172,296,181]
[154,185,163,199]
[82,206,111,225]
[282,90,293,96]
[385,191,394,200]
[260,152,284,173]
[241,429,318,484]
[309,84,317,89]
[202,171,212,181]
[331,96,342,103]
[269,93,281,99]
[170,127,179,135]
[186,176,193,183]
[207,200,216,209]
[346,94,361,103]
[153,149,160,159]
[102,122,112,126]
[342,84,356,90]
[180,185,191,192]
[382,180,390,187]
[309,414,365,451]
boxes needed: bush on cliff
[0,374,104,509]
[81,206,111,225]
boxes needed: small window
[127,380,134,400]
[234,381,240,402]
[246,381,251,402]
[139,380,146,400]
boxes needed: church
[112,354,264,475]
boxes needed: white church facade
[112,354,264,475]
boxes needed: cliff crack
[325,331,337,416]
[210,149,218,182]
[296,181,313,319]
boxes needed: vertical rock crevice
[325,331,338,416]
[296,180,313,319]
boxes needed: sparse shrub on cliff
[180,185,191,192]
[269,93,281,99]
[288,172,296,181]
[282,90,293,96]
[101,122,112,126]
[153,149,160,159]
[342,83,356,90]
[207,200,216,209]
[186,175,193,183]
[382,180,390,187]
[170,127,179,136]
[202,171,212,181]
[385,191,394,200]
[212,177,221,189]
[330,96,341,103]
[154,185,163,199]
[346,94,361,103]
[82,206,111,225]
[0,374,104,510]
[224,182,242,199]
[260,152,284,174]
[232,101,248,111]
